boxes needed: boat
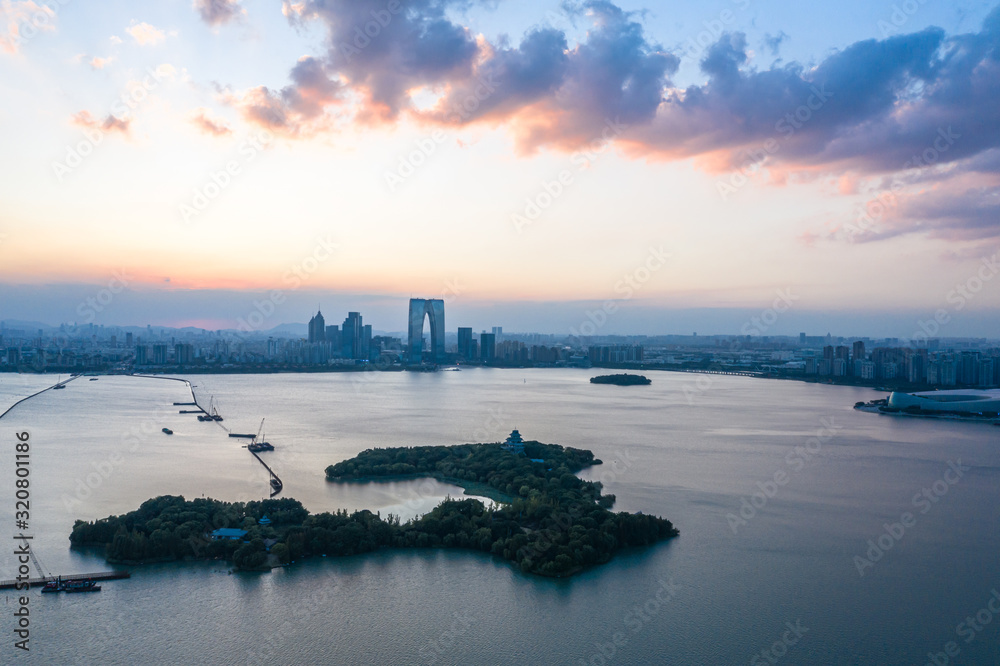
[162,428,173,435]
[89,378,98,381]
[40,577,101,593]
[270,478,282,491]
[53,384,65,390]
[247,418,274,452]
[63,579,101,593]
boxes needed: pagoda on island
[502,429,525,455]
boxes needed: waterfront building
[407,299,446,364]
[342,312,363,359]
[888,389,1000,415]
[502,429,525,455]
[458,327,473,360]
[480,333,496,361]
[588,345,644,364]
[308,310,326,343]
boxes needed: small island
[590,373,652,386]
[71,440,677,578]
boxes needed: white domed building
[887,389,1000,415]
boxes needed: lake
[1,369,998,665]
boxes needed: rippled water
[1,370,999,665]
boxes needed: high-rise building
[342,312,363,359]
[959,352,979,385]
[325,325,340,353]
[308,310,326,343]
[153,344,168,365]
[407,299,445,364]
[135,345,149,365]
[907,353,925,383]
[458,327,473,360]
[174,343,194,365]
[362,324,373,360]
[125,332,133,347]
[492,326,503,343]
[852,341,866,363]
[480,333,496,361]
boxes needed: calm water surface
[1,369,998,665]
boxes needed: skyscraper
[308,310,326,343]
[480,332,496,361]
[458,327,473,360]
[326,325,341,354]
[407,299,445,364]
[342,312,363,359]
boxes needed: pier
[0,570,130,590]
[0,376,80,421]
[132,374,230,432]
[249,450,283,497]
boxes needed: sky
[1,0,1000,336]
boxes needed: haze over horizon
[3,0,1000,337]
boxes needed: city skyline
[2,1,1000,333]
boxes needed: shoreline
[328,473,517,505]
[0,366,926,394]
